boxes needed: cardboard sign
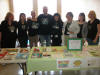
[57,58,86,69]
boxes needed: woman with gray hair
[64,12,80,45]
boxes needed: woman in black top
[17,13,28,48]
[0,12,17,48]
[77,13,88,40]
[87,10,100,45]
[51,13,63,46]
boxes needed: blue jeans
[86,38,98,45]
[39,35,51,46]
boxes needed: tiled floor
[0,64,100,75]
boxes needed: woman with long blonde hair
[0,12,17,48]
[87,10,100,45]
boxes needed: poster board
[67,38,83,51]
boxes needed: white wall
[62,0,100,21]
[0,0,9,23]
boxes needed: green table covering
[27,46,65,72]
[27,46,100,73]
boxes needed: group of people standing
[0,6,100,48]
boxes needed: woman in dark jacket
[17,13,28,48]
[51,13,63,46]
[0,12,17,48]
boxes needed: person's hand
[69,31,74,34]
[62,30,64,34]
[83,39,85,44]
[93,39,97,43]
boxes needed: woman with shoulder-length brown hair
[77,13,88,39]
[87,10,100,45]
[0,12,18,48]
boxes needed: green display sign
[67,38,83,51]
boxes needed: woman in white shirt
[64,12,80,45]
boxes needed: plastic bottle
[27,40,30,50]
[43,40,46,46]
[84,40,88,47]
[43,40,46,52]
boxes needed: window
[13,0,33,21]
[12,0,100,21]
[38,0,57,15]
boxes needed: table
[0,46,100,75]
[0,48,29,75]
[27,46,100,74]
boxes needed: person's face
[66,15,72,22]
[89,13,95,20]
[43,7,48,14]
[21,15,26,21]
[54,16,59,21]
[9,15,14,21]
[31,11,36,18]
[79,16,84,21]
